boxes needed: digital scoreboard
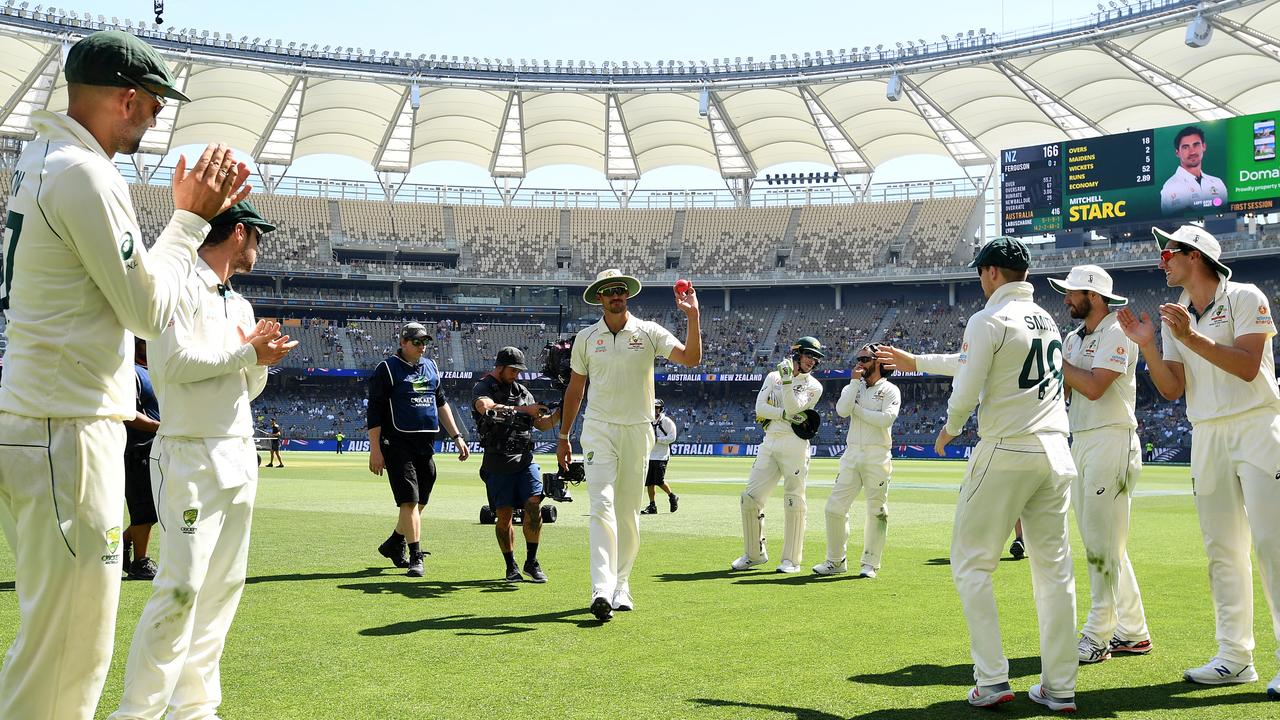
[1000,110,1280,236]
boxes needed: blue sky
[82,0,1108,188]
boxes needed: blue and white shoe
[966,682,1013,708]
[1183,657,1257,685]
[1029,683,1077,712]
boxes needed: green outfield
[1,454,1276,719]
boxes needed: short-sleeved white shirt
[570,314,680,426]
[1063,312,1138,431]
[1162,276,1280,424]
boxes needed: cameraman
[473,347,560,583]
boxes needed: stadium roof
[0,0,1277,181]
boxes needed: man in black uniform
[472,347,561,582]
[266,419,283,467]
[122,337,159,580]
[368,322,469,577]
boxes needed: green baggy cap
[65,30,191,102]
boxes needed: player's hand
[788,412,808,425]
[852,364,865,380]
[776,358,794,382]
[369,446,385,476]
[242,318,279,343]
[556,438,572,471]
[1158,303,1196,342]
[455,441,470,462]
[675,285,699,316]
[875,344,917,373]
[934,430,956,458]
[240,325,298,366]
[1116,308,1157,347]
[171,144,253,221]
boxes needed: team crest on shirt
[102,526,122,564]
[182,508,199,534]
[1209,304,1228,326]
[119,232,138,269]
[627,335,645,351]
[586,451,594,465]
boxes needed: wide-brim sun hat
[583,268,642,305]
[1047,264,1128,306]
[1153,225,1231,279]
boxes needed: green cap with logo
[64,30,191,102]
[209,201,276,235]
[968,236,1030,271]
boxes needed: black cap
[64,31,191,102]
[400,322,429,341]
[210,201,276,235]
[968,237,1030,271]
[496,346,527,370]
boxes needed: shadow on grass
[336,578,519,601]
[850,657,1042,687]
[0,581,12,592]
[246,566,391,585]
[732,573,868,586]
[924,557,1024,566]
[360,606,602,636]
[653,568,740,583]
[696,681,1270,719]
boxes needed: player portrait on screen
[1159,126,1228,214]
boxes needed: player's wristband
[558,433,571,441]
[452,434,463,441]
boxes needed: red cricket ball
[674,279,692,294]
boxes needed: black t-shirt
[472,374,537,475]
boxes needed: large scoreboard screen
[1001,110,1280,236]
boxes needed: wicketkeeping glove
[788,413,808,425]
[776,358,794,383]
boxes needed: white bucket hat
[1152,225,1231,279]
[1047,264,1128,306]
[583,268,642,305]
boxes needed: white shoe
[812,559,847,575]
[730,554,768,571]
[1267,669,1279,699]
[1078,634,1111,664]
[1183,656,1257,685]
[858,564,877,579]
[775,560,801,574]
[1029,683,1077,712]
[611,583,633,611]
[966,683,1013,707]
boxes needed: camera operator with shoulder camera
[473,347,560,583]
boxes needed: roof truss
[1096,40,1237,120]
[993,60,1101,140]
[489,91,525,178]
[604,93,639,180]
[254,76,305,166]
[798,85,872,172]
[0,45,60,139]
[706,91,755,178]
[900,76,990,165]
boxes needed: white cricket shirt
[755,370,823,438]
[1063,312,1138,431]
[945,282,1070,439]
[836,377,900,447]
[149,259,267,439]
[1162,276,1280,424]
[571,314,680,426]
[0,111,208,420]
[649,414,677,461]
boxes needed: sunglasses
[599,286,629,297]
[1159,247,1184,262]
[856,356,874,363]
[117,72,167,110]
[405,338,427,346]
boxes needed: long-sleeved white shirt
[650,414,677,461]
[150,259,267,440]
[944,282,1069,439]
[0,111,208,420]
[755,370,823,438]
[837,377,900,447]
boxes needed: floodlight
[409,80,420,110]
[698,88,709,118]
[886,71,903,101]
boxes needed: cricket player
[641,398,679,515]
[111,202,294,720]
[1049,265,1152,665]
[0,30,249,720]
[815,344,899,579]
[935,237,1079,712]
[557,269,701,622]
[732,337,825,574]
[1118,226,1280,698]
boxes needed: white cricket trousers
[112,436,258,720]
[582,420,655,602]
[1071,427,1149,645]
[824,446,891,570]
[0,412,126,720]
[741,431,810,565]
[950,434,1078,699]
[1188,407,1280,666]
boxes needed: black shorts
[384,441,437,506]
[270,439,280,452]
[124,451,158,526]
[645,459,669,487]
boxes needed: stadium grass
[1,454,1277,719]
